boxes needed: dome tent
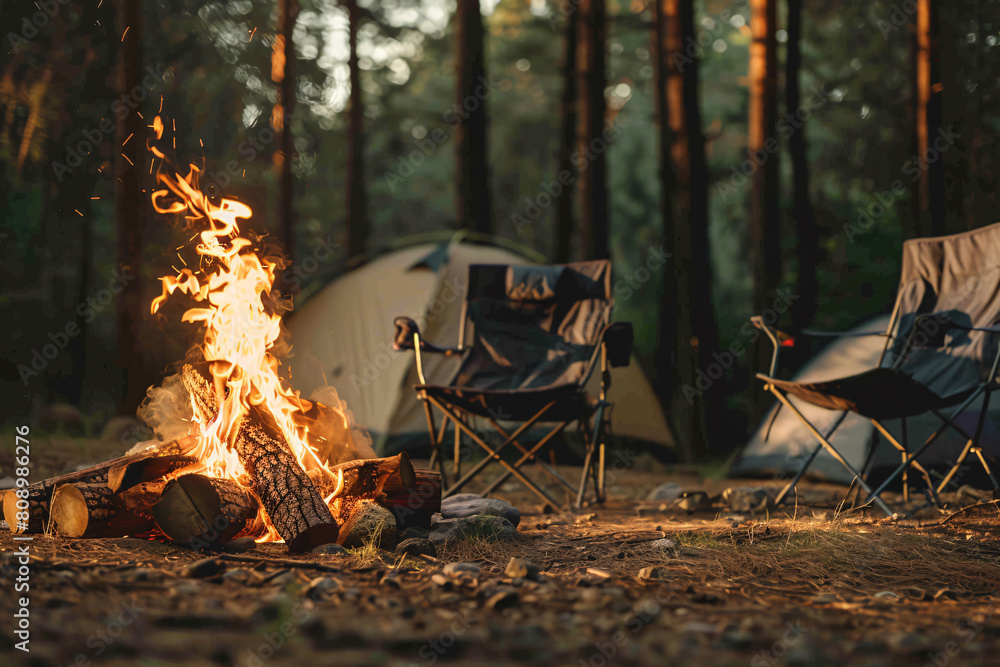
[731,315,1000,486]
[285,238,675,458]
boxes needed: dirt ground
[3,437,1000,666]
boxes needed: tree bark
[555,0,578,263]
[786,0,819,332]
[576,0,609,260]
[115,0,147,415]
[233,402,340,552]
[454,0,492,234]
[748,0,780,413]
[345,0,368,261]
[913,0,944,237]
[3,437,198,534]
[49,482,158,539]
[273,0,300,264]
[153,474,259,547]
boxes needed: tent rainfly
[285,241,675,457]
[731,315,1000,485]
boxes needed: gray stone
[428,515,518,546]
[395,537,437,559]
[504,557,540,580]
[440,493,521,527]
[646,482,683,502]
[486,590,519,611]
[312,543,348,556]
[443,562,481,578]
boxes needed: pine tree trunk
[914,0,945,237]
[346,0,368,261]
[576,0,609,260]
[748,0,780,414]
[115,0,146,416]
[555,1,578,264]
[273,0,299,264]
[454,0,492,234]
[786,0,819,332]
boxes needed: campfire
[3,125,440,552]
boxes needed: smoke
[308,385,377,464]
[136,369,195,446]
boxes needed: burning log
[314,454,442,529]
[181,362,340,552]
[234,402,339,552]
[3,437,198,534]
[48,482,161,538]
[153,474,259,547]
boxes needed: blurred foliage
[2,0,999,447]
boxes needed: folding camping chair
[392,260,633,509]
[753,222,1000,516]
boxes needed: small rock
[443,562,481,578]
[649,538,676,551]
[486,590,519,611]
[504,557,540,580]
[400,526,431,541]
[171,581,201,595]
[222,568,253,583]
[312,543,348,556]
[637,566,669,581]
[264,570,297,586]
[440,493,521,527]
[379,572,401,589]
[646,482,683,502]
[428,515,517,546]
[223,537,258,553]
[875,591,901,599]
[395,538,437,559]
[182,558,226,578]
[431,573,451,588]
[305,576,342,599]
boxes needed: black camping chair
[753,222,1000,516]
[392,260,633,508]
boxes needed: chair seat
[417,383,593,422]
[758,367,962,420]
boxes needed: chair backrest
[881,221,1000,398]
[450,260,613,391]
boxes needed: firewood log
[153,474,259,547]
[48,482,158,538]
[180,362,340,552]
[2,436,199,534]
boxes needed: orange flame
[148,123,345,542]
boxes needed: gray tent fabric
[733,314,1000,484]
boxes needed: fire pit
[3,157,440,553]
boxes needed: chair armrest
[750,316,792,377]
[603,322,633,368]
[392,317,460,356]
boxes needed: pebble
[428,515,518,545]
[637,566,669,581]
[504,557,540,580]
[312,543,348,556]
[395,538,437,559]
[440,493,521,527]
[306,576,342,598]
[431,573,451,588]
[182,558,226,578]
[647,482,683,501]
[444,562,481,578]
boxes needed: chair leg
[900,418,909,503]
[479,423,572,497]
[768,387,894,516]
[774,443,823,507]
[422,399,447,487]
[972,448,1000,492]
[576,442,595,509]
[936,440,974,495]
